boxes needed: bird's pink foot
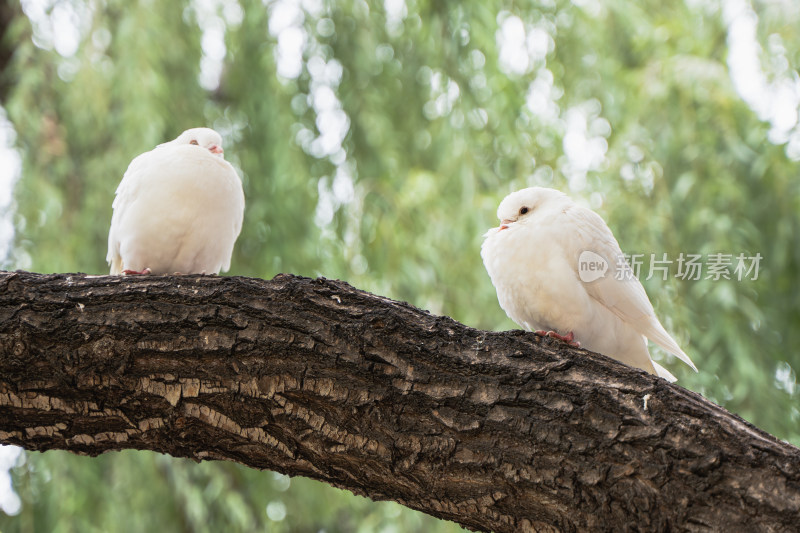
[535,330,581,347]
[122,268,152,275]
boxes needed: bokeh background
[0,0,799,531]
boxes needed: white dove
[107,127,245,275]
[481,187,697,381]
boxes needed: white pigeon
[481,187,697,381]
[107,127,245,275]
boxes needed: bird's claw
[122,268,152,275]
[535,330,581,347]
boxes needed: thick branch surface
[0,271,798,532]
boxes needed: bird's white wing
[218,166,245,273]
[106,148,161,273]
[565,205,697,371]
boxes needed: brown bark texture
[0,271,798,532]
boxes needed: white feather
[481,187,697,379]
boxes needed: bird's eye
[519,206,529,215]
[190,140,199,145]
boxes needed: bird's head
[171,128,225,157]
[495,187,569,231]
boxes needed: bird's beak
[499,219,513,231]
[209,145,224,155]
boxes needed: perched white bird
[481,187,697,381]
[107,127,245,275]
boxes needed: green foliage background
[0,0,798,530]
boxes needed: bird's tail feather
[109,253,122,275]
[645,319,698,372]
[652,361,678,383]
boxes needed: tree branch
[0,271,797,532]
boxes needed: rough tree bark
[0,271,798,532]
